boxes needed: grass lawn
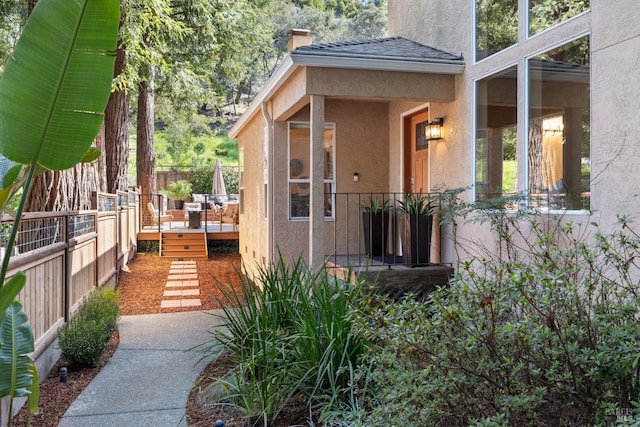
[502,160,517,192]
[128,130,238,186]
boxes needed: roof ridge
[294,36,462,61]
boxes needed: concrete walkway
[58,310,225,427]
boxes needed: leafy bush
[221,166,239,194]
[58,288,119,368]
[137,240,159,254]
[190,164,239,195]
[207,255,369,425]
[207,239,238,254]
[189,164,214,195]
[57,319,111,368]
[354,212,640,426]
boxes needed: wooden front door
[404,110,429,194]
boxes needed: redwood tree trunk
[105,42,130,193]
[23,0,103,212]
[136,73,156,197]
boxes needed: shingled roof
[292,36,463,64]
[230,36,464,138]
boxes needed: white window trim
[471,61,519,204]
[523,31,591,214]
[525,1,591,40]
[472,28,591,213]
[287,121,336,221]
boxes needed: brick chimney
[287,29,312,51]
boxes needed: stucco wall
[239,0,640,270]
[387,1,640,264]
[590,0,640,229]
[388,0,470,59]
[237,112,268,276]
[269,99,390,262]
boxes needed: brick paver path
[160,260,202,308]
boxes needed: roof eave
[229,52,465,138]
[229,55,297,138]
[291,51,465,75]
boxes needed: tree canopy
[0,0,388,196]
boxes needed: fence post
[64,213,70,321]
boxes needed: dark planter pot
[398,213,433,267]
[362,211,389,257]
[174,200,184,210]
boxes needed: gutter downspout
[261,102,274,264]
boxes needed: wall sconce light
[425,117,444,141]
[353,172,359,182]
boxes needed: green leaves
[0,0,119,171]
[210,255,368,425]
[397,193,433,214]
[0,273,25,324]
[0,301,37,403]
[0,0,120,422]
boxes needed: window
[238,147,244,215]
[476,0,518,61]
[475,65,518,201]
[288,122,335,220]
[527,36,590,210]
[529,0,590,36]
[476,1,590,62]
[263,126,269,219]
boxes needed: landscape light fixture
[425,117,444,141]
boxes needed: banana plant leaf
[0,155,26,211]
[0,301,36,398]
[0,0,119,171]
[0,0,120,420]
[0,274,25,325]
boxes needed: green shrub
[78,287,119,338]
[207,239,238,254]
[58,288,120,368]
[354,212,640,426]
[137,240,159,254]
[205,255,369,425]
[57,319,110,368]
[189,163,239,195]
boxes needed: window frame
[474,0,519,63]
[472,29,592,213]
[524,32,591,212]
[526,0,591,39]
[473,62,520,204]
[287,121,336,221]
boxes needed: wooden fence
[2,189,140,360]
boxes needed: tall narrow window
[476,0,518,61]
[263,126,269,219]
[529,0,589,36]
[475,65,518,201]
[288,122,335,220]
[238,147,244,215]
[528,36,590,210]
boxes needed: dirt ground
[12,251,244,427]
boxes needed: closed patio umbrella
[212,158,227,196]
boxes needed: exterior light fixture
[425,117,444,141]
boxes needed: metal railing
[326,192,443,268]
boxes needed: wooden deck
[138,208,238,242]
[137,222,239,241]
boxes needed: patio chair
[219,202,239,231]
[147,202,173,229]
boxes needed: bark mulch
[12,251,243,427]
